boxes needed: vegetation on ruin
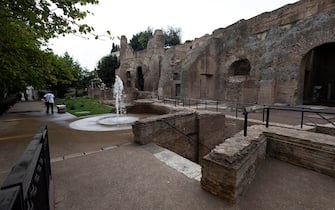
[96,45,120,87]
[56,97,114,117]
[130,26,182,51]
[0,0,101,100]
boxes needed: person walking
[44,91,55,114]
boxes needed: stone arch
[301,42,335,105]
[228,59,251,76]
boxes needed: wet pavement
[1,101,335,209]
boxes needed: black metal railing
[0,125,52,210]
[160,97,255,118]
[243,105,335,136]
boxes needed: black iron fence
[0,125,52,210]
[243,105,335,136]
[160,97,255,118]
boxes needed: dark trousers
[46,102,54,114]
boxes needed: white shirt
[44,93,55,103]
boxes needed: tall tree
[1,0,100,42]
[164,26,182,47]
[0,0,100,99]
[96,54,120,87]
[129,27,153,51]
[129,26,182,51]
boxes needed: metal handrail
[0,125,52,210]
[243,105,335,136]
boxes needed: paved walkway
[1,101,335,209]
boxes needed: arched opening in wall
[229,59,251,76]
[136,66,144,91]
[302,43,335,106]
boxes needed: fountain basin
[69,113,139,131]
[97,115,139,126]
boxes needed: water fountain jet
[69,75,139,131]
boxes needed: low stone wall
[265,127,335,178]
[132,109,225,163]
[201,134,267,203]
[127,100,175,115]
[315,124,335,136]
[201,125,335,203]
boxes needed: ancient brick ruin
[118,0,335,106]
[201,125,335,203]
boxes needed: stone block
[264,127,335,178]
[201,135,267,203]
[56,105,66,113]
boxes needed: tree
[129,26,182,51]
[0,0,100,99]
[1,0,100,42]
[129,27,153,51]
[43,52,86,97]
[164,26,182,47]
[111,43,120,53]
[96,54,120,87]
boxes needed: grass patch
[56,97,114,117]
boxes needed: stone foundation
[201,125,335,203]
[315,124,335,136]
[132,109,225,163]
[265,127,335,178]
[201,135,267,203]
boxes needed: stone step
[142,143,201,181]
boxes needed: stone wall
[315,124,335,136]
[132,110,225,163]
[265,128,335,178]
[201,135,267,203]
[118,0,335,106]
[88,88,113,100]
[201,125,335,203]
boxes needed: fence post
[243,111,248,136]
[216,101,219,112]
[266,108,270,128]
[262,107,265,122]
[301,111,304,128]
[235,102,238,119]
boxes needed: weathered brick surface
[201,135,267,203]
[198,111,226,163]
[264,128,335,178]
[132,110,225,162]
[201,125,335,203]
[118,0,335,105]
[315,125,335,136]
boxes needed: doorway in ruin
[136,66,144,91]
[302,43,335,106]
[229,58,251,76]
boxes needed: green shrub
[55,97,113,117]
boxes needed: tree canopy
[129,26,182,51]
[129,28,153,51]
[1,0,100,42]
[96,54,120,87]
[164,26,181,47]
[0,0,100,99]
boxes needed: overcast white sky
[49,0,299,71]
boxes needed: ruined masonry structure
[118,0,335,106]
